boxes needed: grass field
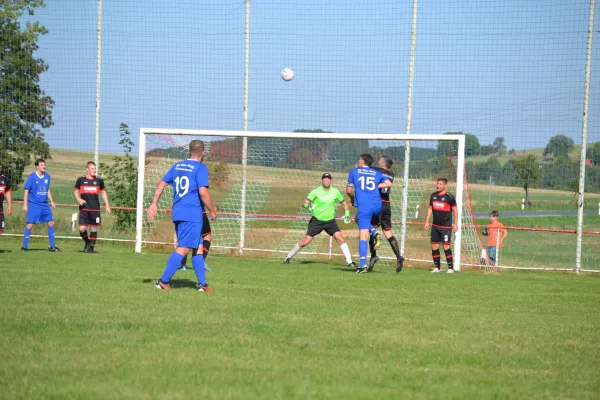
[1,238,599,399]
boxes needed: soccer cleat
[367,256,379,272]
[84,241,91,253]
[178,265,187,271]
[155,280,172,290]
[374,233,381,249]
[347,261,357,269]
[21,246,28,252]
[431,268,442,273]
[198,283,213,292]
[396,256,404,273]
[283,258,291,264]
[447,268,455,274]
[48,246,61,252]
[204,263,212,272]
[356,267,367,274]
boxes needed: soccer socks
[89,231,97,249]
[359,240,368,268]
[387,236,401,259]
[23,228,31,248]
[191,255,207,285]
[79,230,90,243]
[340,243,352,264]
[444,248,454,269]
[432,249,441,269]
[202,239,211,260]
[370,227,378,238]
[160,252,185,283]
[369,235,377,258]
[48,226,56,248]
[287,243,302,259]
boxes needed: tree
[0,0,54,188]
[493,137,507,156]
[515,154,542,206]
[586,142,600,166]
[544,134,574,158]
[437,132,480,157]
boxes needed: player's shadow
[0,250,10,253]
[141,278,197,289]
[331,266,360,273]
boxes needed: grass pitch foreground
[0,238,599,399]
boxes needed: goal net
[137,129,491,272]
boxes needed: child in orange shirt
[486,210,508,265]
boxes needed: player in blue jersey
[147,140,218,292]
[21,159,60,252]
[346,154,392,273]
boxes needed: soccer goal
[136,129,488,272]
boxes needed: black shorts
[201,212,211,237]
[371,202,392,230]
[0,212,4,233]
[431,226,452,244]
[306,217,340,237]
[79,210,101,226]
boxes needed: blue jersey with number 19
[347,167,387,208]
[161,159,209,222]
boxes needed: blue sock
[192,255,207,285]
[160,252,185,283]
[23,228,31,248]
[370,227,378,237]
[48,226,56,248]
[359,240,368,268]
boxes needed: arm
[341,200,351,223]
[302,198,312,209]
[147,180,168,221]
[378,180,392,189]
[501,228,508,244]
[5,190,12,216]
[101,190,111,214]
[74,189,86,206]
[199,186,217,220]
[346,185,354,206]
[23,189,29,213]
[424,206,432,230]
[452,206,459,232]
[47,189,56,208]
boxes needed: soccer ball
[281,68,295,81]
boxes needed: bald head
[189,140,205,159]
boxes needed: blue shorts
[356,204,382,230]
[26,203,54,224]
[174,221,202,249]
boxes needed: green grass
[1,238,600,399]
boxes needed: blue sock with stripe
[48,226,56,248]
[192,255,207,285]
[359,240,368,268]
[370,226,378,237]
[23,228,31,248]
[160,252,184,283]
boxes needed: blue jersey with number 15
[162,159,209,222]
[347,167,388,208]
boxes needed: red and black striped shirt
[74,175,105,211]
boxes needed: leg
[333,231,354,266]
[285,217,320,263]
[430,227,442,271]
[89,225,98,252]
[285,235,314,263]
[157,221,200,289]
[443,244,454,271]
[22,223,34,250]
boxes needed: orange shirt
[487,220,506,247]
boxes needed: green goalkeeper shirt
[306,186,344,221]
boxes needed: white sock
[287,243,302,259]
[340,243,352,264]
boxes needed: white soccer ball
[281,68,295,81]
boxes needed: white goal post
[136,129,466,271]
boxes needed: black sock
[80,230,90,243]
[181,254,188,267]
[387,236,401,259]
[432,249,441,269]
[369,236,377,258]
[90,231,97,248]
[444,248,454,269]
[203,240,211,260]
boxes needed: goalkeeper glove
[303,203,314,211]
[343,210,351,224]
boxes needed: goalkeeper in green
[284,173,355,267]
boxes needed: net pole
[94,0,103,171]
[239,0,251,255]
[454,135,465,272]
[400,0,418,258]
[135,129,147,253]
[576,0,595,275]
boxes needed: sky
[20,0,600,155]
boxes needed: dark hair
[189,140,205,157]
[86,161,96,167]
[381,155,393,169]
[490,210,499,218]
[34,158,46,166]
[437,177,448,184]
[360,154,374,166]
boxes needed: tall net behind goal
[138,130,489,272]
